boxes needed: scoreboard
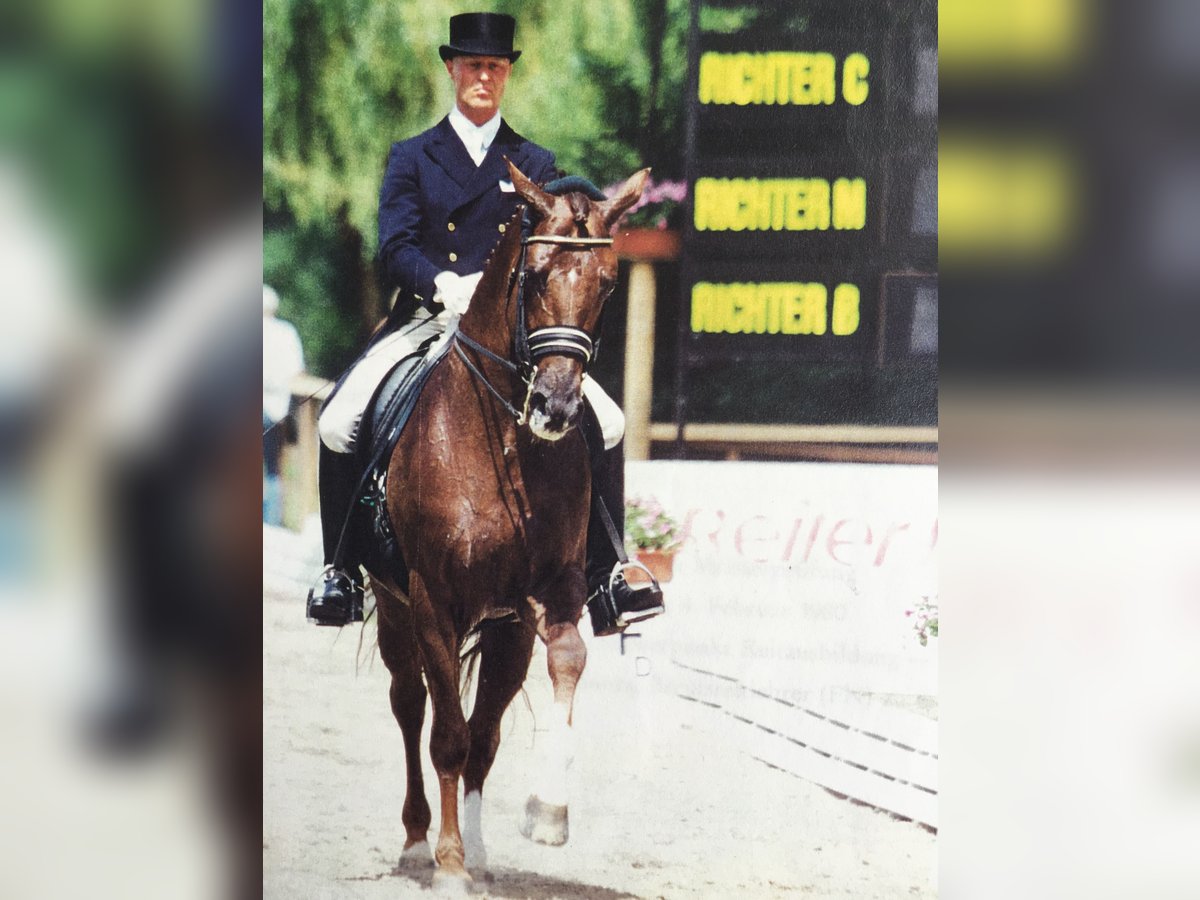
[677,0,936,415]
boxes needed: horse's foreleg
[522,608,587,846]
[462,619,536,873]
[408,576,472,891]
[375,583,433,867]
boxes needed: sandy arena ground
[263,575,937,899]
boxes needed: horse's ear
[598,168,651,231]
[506,159,555,219]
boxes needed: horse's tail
[457,611,523,706]
[354,584,380,675]
[459,629,484,704]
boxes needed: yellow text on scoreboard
[691,282,861,336]
[698,52,871,106]
[694,177,867,232]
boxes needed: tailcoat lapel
[423,117,477,192]
[457,120,531,209]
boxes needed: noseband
[453,227,613,424]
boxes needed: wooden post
[281,373,331,530]
[291,401,320,529]
[623,261,657,460]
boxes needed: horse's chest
[432,452,581,557]
[396,395,588,581]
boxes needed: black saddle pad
[359,352,423,459]
[357,332,453,469]
[353,332,454,582]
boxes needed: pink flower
[604,177,688,227]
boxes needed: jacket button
[498,223,506,233]
[449,252,458,262]
[447,222,456,231]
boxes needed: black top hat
[439,13,521,62]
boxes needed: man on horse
[306,12,664,637]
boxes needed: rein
[453,330,530,423]
[453,227,613,424]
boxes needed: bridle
[453,215,613,424]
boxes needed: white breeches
[318,309,449,453]
[580,374,625,450]
[318,310,625,454]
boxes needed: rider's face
[447,55,512,125]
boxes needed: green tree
[263,0,688,375]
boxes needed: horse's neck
[457,220,523,359]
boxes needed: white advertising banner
[628,460,937,574]
[623,461,938,696]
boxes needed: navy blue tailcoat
[377,116,557,323]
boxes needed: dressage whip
[261,381,329,438]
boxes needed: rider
[306,12,664,636]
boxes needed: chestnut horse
[367,162,647,891]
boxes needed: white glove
[433,270,483,316]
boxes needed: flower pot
[613,228,681,262]
[628,548,677,585]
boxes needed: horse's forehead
[566,192,592,221]
[546,193,603,227]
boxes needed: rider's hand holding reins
[433,271,483,316]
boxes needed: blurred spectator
[262,283,303,526]
[1,0,262,897]
[0,157,92,587]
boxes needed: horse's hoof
[398,839,434,869]
[519,794,569,846]
[431,867,473,896]
[462,842,488,874]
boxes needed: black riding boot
[583,424,666,637]
[86,459,179,754]
[306,444,365,626]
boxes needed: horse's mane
[472,206,526,311]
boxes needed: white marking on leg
[461,790,487,871]
[532,700,573,807]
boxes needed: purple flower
[604,177,688,229]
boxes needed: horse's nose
[529,389,582,428]
[527,388,582,439]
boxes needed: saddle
[352,332,454,578]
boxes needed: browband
[523,235,614,247]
